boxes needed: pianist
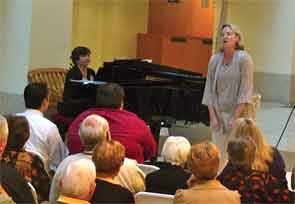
[63,46,96,101]
[68,83,157,163]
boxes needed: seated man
[68,83,157,163]
[18,83,68,171]
[50,115,145,204]
[57,159,96,204]
[0,115,34,204]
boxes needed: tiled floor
[159,101,295,170]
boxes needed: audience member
[57,159,96,204]
[18,82,68,171]
[0,115,34,204]
[50,115,144,204]
[222,117,286,179]
[174,141,240,204]
[0,185,15,204]
[145,136,191,194]
[68,83,157,163]
[3,115,51,202]
[218,136,294,203]
[91,140,135,204]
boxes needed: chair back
[135,192,174,204]
[137,164,159,175]
[28,68,67,107]
[27,182,39,204]
[286,171,295,192]
[26,149,49,174]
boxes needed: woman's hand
[227,117,235,129]
[211,116,220,131]
[208,105,220,131]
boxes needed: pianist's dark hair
[96,83,125,109]
[24,82,48,109]
[70,46,91,66]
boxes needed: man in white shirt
[18,82,68,171]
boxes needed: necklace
[79,67,87,78]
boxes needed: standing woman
[202,24,254,168]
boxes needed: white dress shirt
[18,109,69,171]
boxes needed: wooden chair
[28,68,68,107]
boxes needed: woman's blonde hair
[220,23,245,52]
[231,118,273,172]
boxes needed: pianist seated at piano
[68,83,157,163]
[59,47,96,117]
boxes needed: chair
[286,171,295,192]
[27,182,39,204]
[135,192,174,204]
[28,68,68,107]
[26,149,49,175]
[137,164,160,175]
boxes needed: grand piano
[57,59,209,142]
[96,59,209,130]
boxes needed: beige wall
[225,0,295,75]
[72,0,149,69]
[30,0,73,69]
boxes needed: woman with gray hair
[145,136,191,194]
[174,141,240,204]
[57,158,96,204]
[202,23,254,168]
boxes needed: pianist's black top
[63,66,96,101]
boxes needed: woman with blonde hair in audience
[91,140,134,204]
[218,136,293,203]
[222,117,286,180]
[174,141,240,204]
[3,115,51,202]
[145,136,191,194]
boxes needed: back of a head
[227,136,256,168]
[4,115,30,151]
[24,82,48,109]
[161,136,191,167]
[59,159,96,201]
[92,140,125,177]
[187,141,220,180]
[231,118,265,146]
[79,115,110,151]
[96,83,124,109]
[0,115,8,153]
[232,117,273,172]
